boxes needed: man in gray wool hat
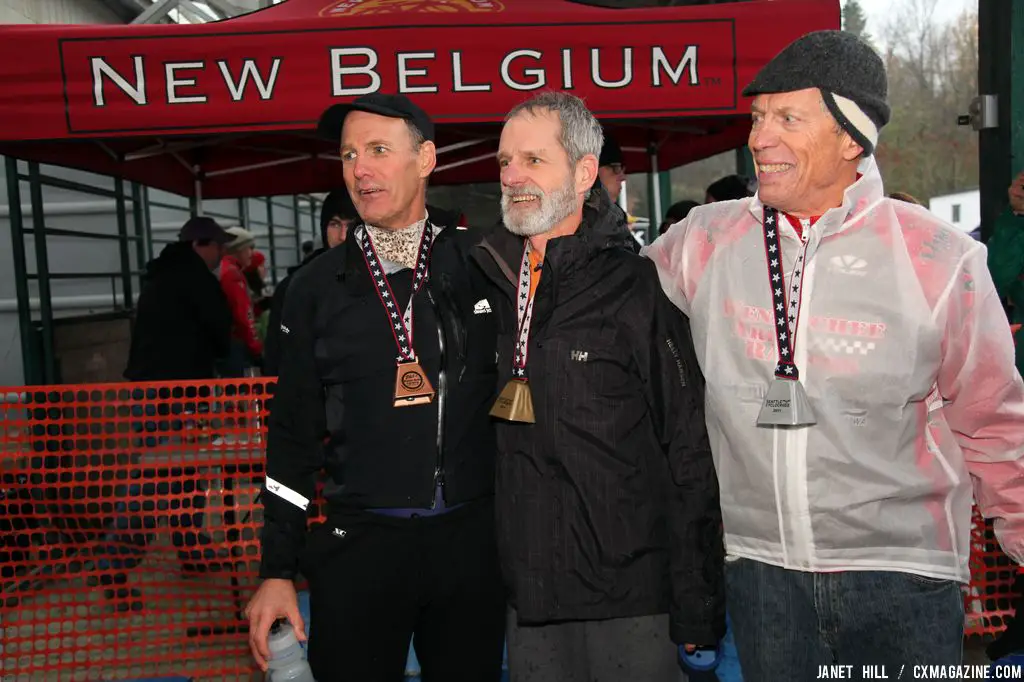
[644,30,1024,680]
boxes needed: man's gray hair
[505,92,604,167]
[406,121,426,150]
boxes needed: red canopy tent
[0,0,839,199]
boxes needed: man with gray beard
[470,91,725,682]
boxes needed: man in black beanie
[317,188,358,252]
[644,29,1024,681]
[262,188,357,377]
[597,132,626,204]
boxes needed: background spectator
[264,188,357,376]
[889,191,922,205]
[705,174,755,203]
[125,216,232,381]
[986,169,1024,376]
[219,226,262,376]
[659,199,700,235]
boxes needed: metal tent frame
[7,0,1017,387]
[4,155,318,384]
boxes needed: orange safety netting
[965,507,1020,638]
[0,379,315,681]
[0,378,1018,680]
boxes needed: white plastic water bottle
[266,622,316,682]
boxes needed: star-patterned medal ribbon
[512,242,538,379]
[357,223,434,363]
[762,208,809,381]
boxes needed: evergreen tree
[842,0,871,43]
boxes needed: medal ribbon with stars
[512,242,538,380]
[762,208,809,381]
[357,223,434,363]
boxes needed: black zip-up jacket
[263,246,328,378]
[125,242,231,381]
[259,219,499,580]
[470,188,725,646]
[263,206,459,378]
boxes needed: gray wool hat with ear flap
[742,30,890,156]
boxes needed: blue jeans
[96,472,211,570]
[725,558,963,682]
[96,388,212,571]
[217,339,252,378]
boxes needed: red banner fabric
[0,0,839,196]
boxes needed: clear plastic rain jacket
[642,156,1024,582]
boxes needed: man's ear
[419,140,437,178]
[575,153,599,194]
[840,132,864,162]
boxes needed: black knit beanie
[599,134,624,167]
[742,30,890,156]
[319,188,358,245]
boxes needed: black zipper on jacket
[428,283,447,508]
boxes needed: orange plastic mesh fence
[965,507,1020,637]
[0,378,326,682]
[0,379,1016,679]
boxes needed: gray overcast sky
[853,0,974,45]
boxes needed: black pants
[302,499,507,682]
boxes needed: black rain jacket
[259,219,499,580]
[471,187,725,645]
[124,242,231,381]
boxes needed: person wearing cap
[113,216,233,598]
[125,216,232,381]
[218,226,263,376]
[596,132,626,204]
[262,188,359,378]
[643,30,1024,678]
[246,94,505,681]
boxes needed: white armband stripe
[264,476,310,511]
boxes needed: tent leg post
[115,176,133,310]
[293,195,302,255]
[192,177,204,216]
[978,0,1022,242]
[6,156,36,384]
[310,198,318,242]
[142,186,154,262]
[27,161,55,384]
[266,197,277,286]
[647,148,663,240]
[132,183,147,275]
